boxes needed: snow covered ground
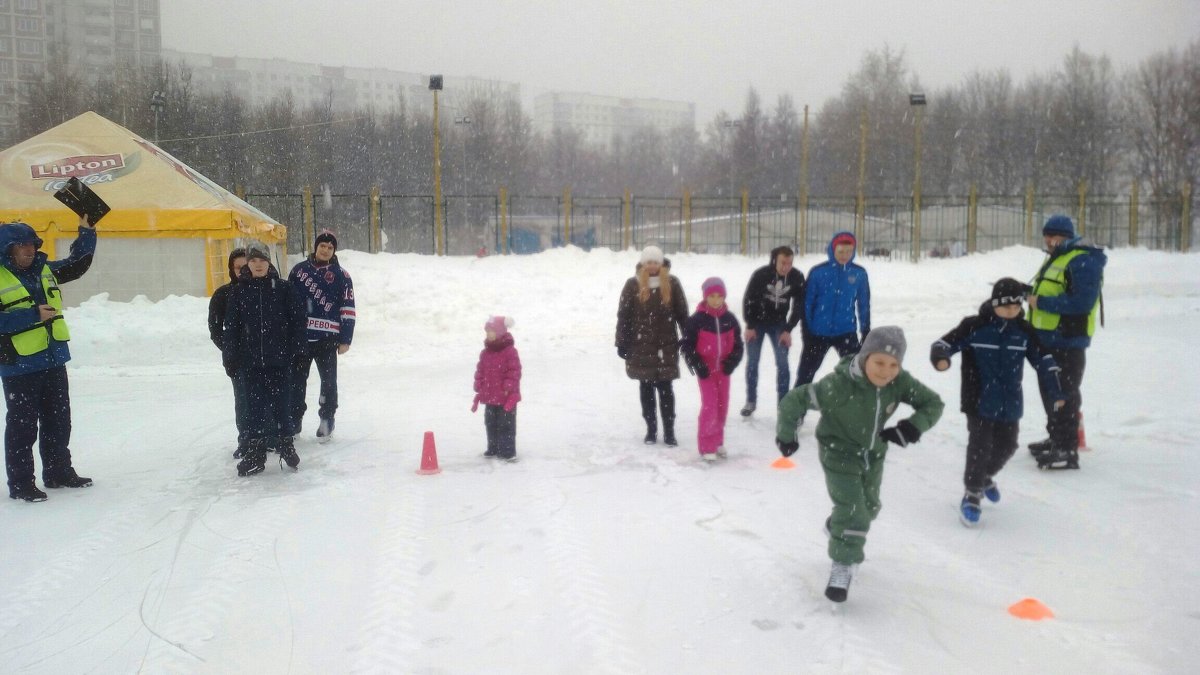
[1,244,1198,674]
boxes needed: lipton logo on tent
[30,154,125,180]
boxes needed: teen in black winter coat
[208,248,248,457]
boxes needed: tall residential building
[534,91,695,150]
[0,0,162,144]
[160,48,520,117]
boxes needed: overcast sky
[162,0,1199,124]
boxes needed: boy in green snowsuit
[776,326,943,602]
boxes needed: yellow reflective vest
[1029,249,1098,336]
[0,265,70,356]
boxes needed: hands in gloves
[776,437,800,457]
[879,419,921,447]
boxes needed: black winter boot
[278,436,300,470]
[639,382,657,444]
[44,468,93,489]
[1028,438,1053,456]
[9,482,47,502]
[237,440,267,476]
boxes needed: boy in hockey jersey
[288,230,356,442]
[931,278,1065,526]
[471,316,522,462]
[776,326,943,602]
[680,277,744,461]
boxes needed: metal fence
[246,186,1194,258]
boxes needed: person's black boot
[1028,438,1053,456]
[1036,446,1080,470]
[233,439,249,459]
[43,469,93,489]
[278,436,300,470]
[237,439,267,476]
[662,423,678,447]
[644,423,657,445]
[9,482,47,502]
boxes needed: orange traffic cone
[771,457,796,469]
[1077,412,1091,452]
[416,431,441,475]
[1007,597,1054,621]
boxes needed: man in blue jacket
[288,231,355,442]
[1026,215,1107,469]
[0,216,96,502]
[796,231,871,389]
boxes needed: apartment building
[534,91,695,150]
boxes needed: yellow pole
[1024,182,1035,246]
[968,184,978,254]
[500,186,509,255]
[912,105,924,262]
[740,187,749,255]
[302,185,315,254]
[563,186,572,246]
[683,188,692,251]
[1129,181,1138,247]
[623,188,632,250]
[235,185,246,201]
[369,185,381,253]
[799,104,810,256]
[433,89,445,256]
[1182,183,1193,252]
[1076,179,1088,237]
[856,109,868,242]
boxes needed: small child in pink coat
[472,316,522,462]
[680,278,744,461]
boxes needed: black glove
[721,359,736,375]
[617,345,629,360]
[776,437,800,457]
[694,361,710,379]
[879,419,921,447]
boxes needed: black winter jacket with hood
[222,263,306,372]
[208,248,246,350]
[742,246,805,331]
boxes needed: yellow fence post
[1182,183,1193,252]
[235,185,246,202]
[799,104,810,256]
[1129,181,1139,247]
[683,188,692,251]
[1025,182,1035,247]
[563,186,572,247]
[302,185,315,255]
[623,189,632,250]
[499,186,509,255]
[967,184,979,254]
[740,188,749,255]
[369,185,381,253]
[1077,180,1088,236]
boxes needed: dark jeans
[1040,347,1085,450]
[484,405,517,459]
[4,366,74,489]
[290,340,339,434]
[230,373,249,444]
[796,332,860,387]
[242,366,291,442]
[744,324,790,404]
[963,415,1020,492]
[638,380,675,434]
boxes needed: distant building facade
[534,91,695,150]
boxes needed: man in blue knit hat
[1026,214,1106,469]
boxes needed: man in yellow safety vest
[1026,214,1106,470]
[0,215,96,502]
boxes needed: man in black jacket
[740,246,805,416]
[207,248,248,458]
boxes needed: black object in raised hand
[879,419,921,447]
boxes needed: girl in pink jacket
[472,316,522,462]
[680,278,744,461]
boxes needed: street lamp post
[429,75,444,256]
[909,93,927,261]
[454,115,472,194]
[149,90,166,143]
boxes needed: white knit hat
[640,245,664,264]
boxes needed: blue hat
[1043,215,1075,238]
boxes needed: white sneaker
[701,453,718,462]
[715,446,728,458]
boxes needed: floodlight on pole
[430,75,444,255]
[149,90,166,143]
[910,92,927,261]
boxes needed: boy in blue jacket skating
[796,231,870,389]
[931,278,1065,526]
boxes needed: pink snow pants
[697,371,730,454]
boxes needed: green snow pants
[821,450,887,565]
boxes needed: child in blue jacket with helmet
[931,278,1065,526]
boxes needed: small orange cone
[771,457,796,469]
[1008,598,1054,620]
[416,431,441,475]
[1077,412,1091,452]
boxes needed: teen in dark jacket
[932,278,1065,525]
[208,248,248,458]
[223,248,306,476]
[740,245,804,416]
